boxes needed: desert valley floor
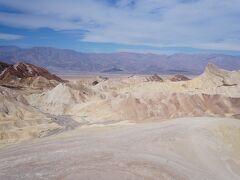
[0,62,240,179]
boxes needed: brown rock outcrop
[0,62,65,82]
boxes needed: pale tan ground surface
[0,64,240,179]
[0,64,240,144]
[0,117,240,180]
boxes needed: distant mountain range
[0,46,240,75]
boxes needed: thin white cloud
[193,42,240,51]
[0,33,23,40]
[0,12,80,30]
[116,48,174,55]
[0,0,239,51]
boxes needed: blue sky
[0,0,240,54]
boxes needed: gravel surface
[0,117,240,180]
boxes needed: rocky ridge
[0,63,240,144]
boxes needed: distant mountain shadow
[101,67,124,73]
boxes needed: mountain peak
[205,63,219,71]
[203,63,227,76]
[0,61,65,83]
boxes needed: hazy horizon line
[1,45,240,57]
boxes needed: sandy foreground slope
[0,117,240,180]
